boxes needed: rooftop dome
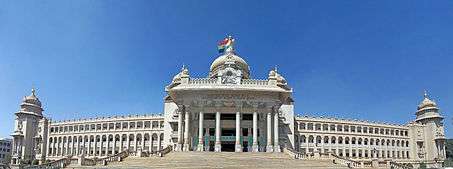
[417,91,437,110]
[209,52,250,79]
[22,88,42,107]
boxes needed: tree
[445,139,453,167]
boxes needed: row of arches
[299,135,409,147]
[301,147,410,159]
[47,133,164,157]
[298,122,409,137]
[50,120,164,133]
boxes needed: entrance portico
[176,104,280,153]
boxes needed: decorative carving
[219,66,242,84]
[202,94,256,100]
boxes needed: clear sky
[0,1,452,138]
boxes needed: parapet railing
[152,145,172,157]
[330,153,362,168]
[189,78,217,85]
[188,78,270,87]
[389,161,413,169]
[283,147,414,169]
[23,156,73,169]
[90,149,131,166]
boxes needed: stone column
[157,133,162,151]
[176,107,184,151]
[252,111,259,152]
[205,128,210,151]
[274,110,280,152]
[113,136,116,155]
[134,135,139,153]
[142,133,146,154]
[215,111,221,152]
[120,135,123,152]
[197,112,204,151]
[235,111,242,152]
[148,133,153,153]
[183,110,190,151]
[266,112,273,152]
[93,136,97,156]
[126,135,130,152]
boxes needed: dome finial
[424,90,428,99]
[181,63,186,71]
[31,87,36,96]
[274,65,278,72]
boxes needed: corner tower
[11,89,48,165]
[409,91,446,168]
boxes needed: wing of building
[10,37,447,168]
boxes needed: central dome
[209,52,250,79]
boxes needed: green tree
[445,139,453,167]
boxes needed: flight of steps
[102,152,349,169]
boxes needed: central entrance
[221,128,236,152]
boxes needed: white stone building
[10,38,446,168]
[0,138,12,164]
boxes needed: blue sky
[0,1,452,138]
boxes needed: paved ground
[68,152,348,169]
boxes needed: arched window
[308,135,314,143]
[300,135,306,143]
[324,136,329,144]
[331,136,336,144]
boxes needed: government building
[9,37,447,168]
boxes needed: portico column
[176,107,183,151]
[235,112,242,152]
[120,135,123,152]
[157,133,162,151]
[183,110,190,151]
[205,128,210,151]
[274,109,280,152]
[197,111,204,151]
[215,111,222,152]
[266,112,274,152]
[112,136,116,155]
[252,111,259,152]
[93,136,97,156]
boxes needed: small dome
[209,52,250,78]
[23,88,42,107]
[417,92,437,110]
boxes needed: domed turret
[417,91,437,110]
[415,91,442,122]
[22,88,42,107]
[209,52,250,79]
[19,88,43,116]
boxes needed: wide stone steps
[102,152,349,169]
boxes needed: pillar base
[183,143,190,151]
[274,145,281,152]
[197,144,204,152]
[235,144,242,152]
[176,144,183,151]
[266,145,274,152]
[252,144,259,152]
[214,144,221,152]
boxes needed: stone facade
[9,39,446,168]
[0,138,12,164]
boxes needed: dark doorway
[243,141,249,152]
[221,141,235,152]
[222,129,235,136]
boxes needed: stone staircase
[102,152,348,169]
